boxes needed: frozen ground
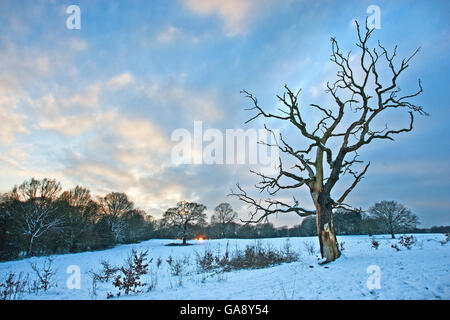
[0,234,449,300]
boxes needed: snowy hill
[0,234,449,300]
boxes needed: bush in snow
[92,260,120,283]
[440,233,450,245]
[303,240,317,256]
[0,272,29,300]
[166,255,187,277]
[29,257,57,292]
[398,235,416,249]
[195,247,215,272]
[112,249,151,296]
[227,241,298,270]
[156,257,163,268]
[371,238,379,250]
[195,240,298,273]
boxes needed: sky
[0,0,449,228]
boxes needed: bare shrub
[398,235,416,249]
[228,241,298,270]
[112,249,151,296]
[156,257,163,268]
[195,247,215,273]
[440,233,450,245]
[93,260,120,282]
[166,255,173,267]
[0,272,29,300]
[303,240,317,255]
[146,267,158,292]
[371,238,379,250]
[168,258,184,277]
[29,257,56,292]
[195,240,298,273]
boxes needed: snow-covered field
[1,234,449,300]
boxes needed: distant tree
[6,178,63,255]
[98,192,134,243]
[368,200,419,238]
[121,209,153,243]
[429,226,450,233]
[60,186,92,208]
[58,186,98,252]
[210,203,238,238]
[236,224,258,239]
[256,222,278,238]
[333,209,363,235]
[299,216,317,237]
[98,192,133,220]
[163,201,207,245]
[360,214,384,236]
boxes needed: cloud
[108,73,133,89]
[157,25,182,43]
[38,114,97,136]
[145,82,224,122]
[0,108,28,144]
[183,0,274,37]
[69,38,87,51]
[0,84,29,144]
[116,117,170,151]
[65,161,137,193]
[28,83,102,136]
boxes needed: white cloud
[69,38,87,51]
[0,85,29,144]
[145,82,224,122]
[184,0,275,37]
[38,114,96,136]
[0,108,28,144]
[70,84,101,108]
[157,26,182,43]
[108,73,133,89]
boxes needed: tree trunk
[315,194,340,263]
[182,223,187,245]
[389,223,395,238]
[27,235,34,256]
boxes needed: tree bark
[315,194,340,263]
[27,235,34,256]
[182,222,187,245]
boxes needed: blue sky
[0,0,449,227]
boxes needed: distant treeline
[0,178,447,261]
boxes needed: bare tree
[211,203,238,238]
[230,21,426,262]
[163,201,207,245]
[98,192,134,243]
[60,186,92,208]
[98,192,133,220]
[7,178,63,255]
[368,200,419,238]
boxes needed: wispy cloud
[183,0,276,36]
[108,73,133,89]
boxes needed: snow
[0,234,449,300]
